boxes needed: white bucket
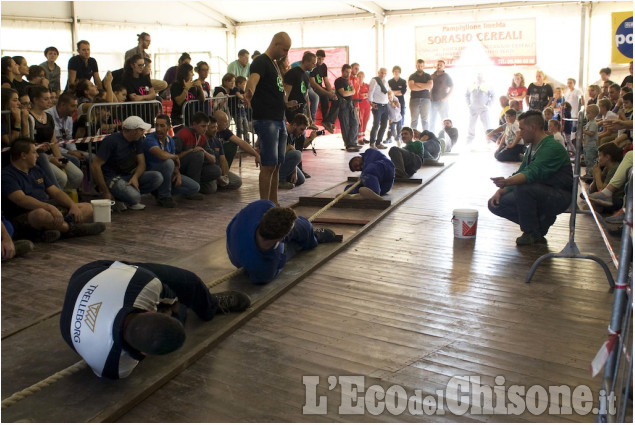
[91,199,115,223]
[452,209,478,239]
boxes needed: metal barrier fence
[83,100,163,137]
[597,172,633,423]
[182,95,253,145]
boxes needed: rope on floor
[1,179,362,408]
[1,360,86,409]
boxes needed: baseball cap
[122,116,151,131]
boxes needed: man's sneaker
[375,143,387,149]
[346,146,361,152]
[157,196,177,208]
[127,203,146,211]
[278,181,295,190]
[605,211,625,224]
[359,187,383,201]
[185,193,204,200]
[214,290,251,314]
[41,230,61,243]
[13,239,34,257]
[314,228,337,243]
[199,181,217,195]
[323,122,335,133]
[302,171,311,179]
[516,232,547,246]
[66,222,106,238]
[112,201,127,212]
[395,168,410,179]
[308,123,319,130]
[588,191,613,207]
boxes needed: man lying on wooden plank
[226,200,338,284]
[346,148,395,200]
[60,261,250,379]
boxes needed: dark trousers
[179,150,222,184]
[318,92,339,125]
[223,141,238,169]
[133,263,219,321]
[389,146,422,177]
[488,183,571,236]
[370,104,389,145]
[338,100,359,147]
[495,144,525,162]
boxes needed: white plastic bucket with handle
[452,209,478,239]
[91,199,115,223]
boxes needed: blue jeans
[307,87,319,122]
[409,98,431,131]
[429,99,449,133]
[279,150,306,186]
[583,142,598,177]
[108,171,163,205]
[151,159,200,197]
[253,120,287,166]
[488,183,571,236]
[370,104,389,145]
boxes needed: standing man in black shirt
[283,51,316,124]
[334,64,360,152]
[430,60,454,133]
[310,50,339,133]
[245,32,294,205]
[408,59,433,132]
[388,65,407,142]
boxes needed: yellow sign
[612,11,633,63]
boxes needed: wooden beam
[310,217,370,226]
[298,196,390,209]
[347,176,422,184]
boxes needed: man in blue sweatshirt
[226,200,337,284]
[347,148,395,200]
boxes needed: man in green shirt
[388,127,423,178]
[488,110,573,246]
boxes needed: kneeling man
[488,110,572,245]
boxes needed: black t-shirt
[122,74,152,100]
[527,83,553,110]
[621,75,632,88]
[68,56,99,84]
[283,67,310,104]
[171,81,199,121]
[334,77,353,103]
[408,72,432,99]
[249,54,285,121]
[310,63,328,88]
[388,78,407,99]
[31,112,55,144]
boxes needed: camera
[316,129,326,136]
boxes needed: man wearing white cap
[90,116,163,211]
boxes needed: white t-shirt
[503,121,520,146]
[552,131,565,147]
[565,88,583,118]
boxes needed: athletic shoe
[199,182,217,195]
[346,146,361,152]
[41,230,61,243]
[66,222,106,238]
[395,168,410,179]
[278,181,295,190]
[314,228,338,243]
[128,203,146,211]
[214,290,251,314]
[605,211,625,224]
[308,123,319,130]
[112,201,127,212]
[516,232,547,246]
[363,139,370,144]
[13,239,34,257]
[359,187,383,201]
[157,196,177,208]
[375,143,387,149]
[302,172,311,179]
[323,123,335,133]
[185,193,204,200]
[588,191,614,207]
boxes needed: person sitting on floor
[437,119,459,153]
[90,116,163,211]
[143,114,202,207]
[346,148,395,200]
[488,110,573,246]
[204,116,243,191]
[2,215,34,259]
[279,114,318,189]
[1,138,105,243]
[176,112,222,195]
[490,108,524,162]
[587,142,624,214]
[226,200,337,285]
[60,260,251,379]
[388,127,423,178]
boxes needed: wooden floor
[1,138,623,422]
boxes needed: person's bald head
[269,32,291,60]
[213,110,229,130]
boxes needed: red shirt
[177,127,206,150]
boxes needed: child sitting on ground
[547,119,565,148]
[588,142,624,214]
[490,109,524,162]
